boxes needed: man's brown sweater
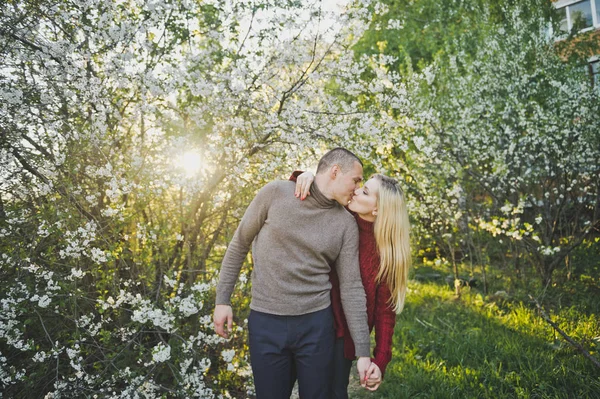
[215,179,370,357]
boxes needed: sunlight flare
[176,150,203,176]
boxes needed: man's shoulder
[255,180,294,202]
[262,179,294,194]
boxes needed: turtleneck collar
[310,181,338,209]
[354,212,375,232]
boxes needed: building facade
[553,0,600,89]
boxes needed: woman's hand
[294,171,314,200]
[364,362,382,391]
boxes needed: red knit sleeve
[372,282,396,377]
[289,171,304,182]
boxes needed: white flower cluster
[0,353,13,386]
[69,268,85,279]
[539,246,561,256]
[32,351,49,363]
[75,314,103,337]
[90,247,108,263]
[131,301,175,332]
[66,345,85,378]
[176,295,203,317]
[221,349,235,363]
[58,221,98,260]
[221,349,236,372]
[30,294,51,309]
[387,19,404,30]
[151,343,171,363]
[180,364,214,399]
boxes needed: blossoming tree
[377,2,600,286]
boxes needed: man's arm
[213,182,275,337]
[334,221,371,384]
[334,222,370,355]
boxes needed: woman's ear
[372,209,378,216]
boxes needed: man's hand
[294,171,314,200]
[213,304,233,338]
[364,362,382,391]
[356,357,372,388]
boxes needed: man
[213,148,371,399]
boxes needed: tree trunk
[450,244,461,297]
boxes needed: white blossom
[151,343,171,363]
[221,349,235,363]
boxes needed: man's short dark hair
[316,147,363,174]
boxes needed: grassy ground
[348,263,600,399]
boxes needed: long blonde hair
[372,174,411,313]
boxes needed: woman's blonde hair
[372,174,411,313]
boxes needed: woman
[291,171,411,397]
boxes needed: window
[558,7,570,35]
[571,1,594,30]
[591,59,600,90]
[555,0,600,35]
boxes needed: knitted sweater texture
[215,180,370,357]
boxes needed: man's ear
[330,164,340,179]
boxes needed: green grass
[350,272,600,399]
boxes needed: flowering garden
[1,0,599,397]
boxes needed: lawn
[349,266,600,399]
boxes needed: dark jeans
[248,306,335,399]
[332,337,354,399]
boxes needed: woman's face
[347,177,380,221]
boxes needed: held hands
[294,171,314,200]
[213,304,233,338]
[364,362,382,391]
[356,357,372,388]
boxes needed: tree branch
[529,295,600,369]
[11,147,96,221]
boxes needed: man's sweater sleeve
[335,222,370,357]
[215,182,275,306]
